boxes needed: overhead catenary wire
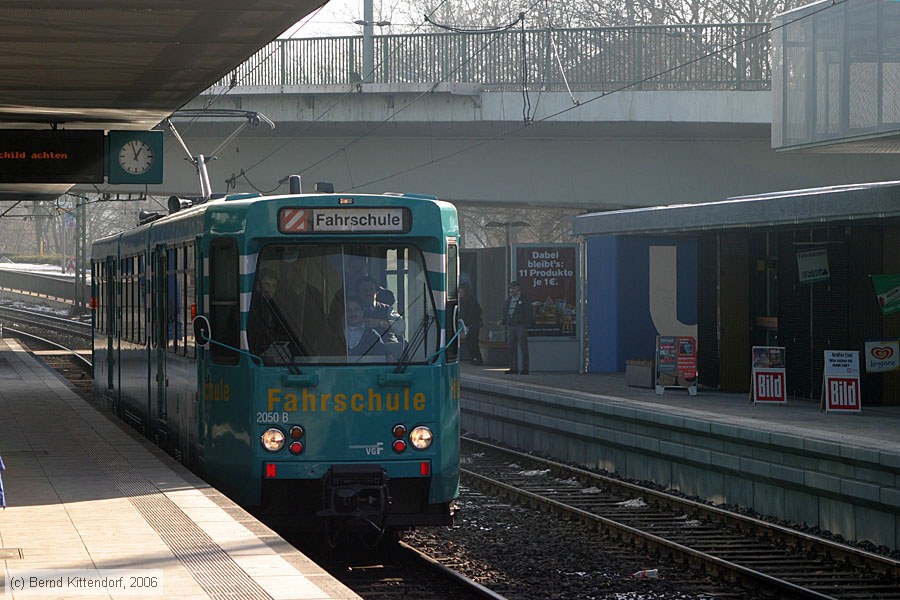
[344,0,848,191]
[218,0,458,191]
[549,26,579,106]
[208,0,843,195]
[286,0,550,178]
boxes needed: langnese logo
[871,346,894,360]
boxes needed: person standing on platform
[499,280,531,374]
[458,282,484,366]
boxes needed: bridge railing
[213,23,771,92]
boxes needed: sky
[280,0,419,39]
[281,0,385,38]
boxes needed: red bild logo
[754,371,785,402]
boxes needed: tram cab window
[209,239,240,364]
[248,244,438,365]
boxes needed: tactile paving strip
[81,445,272,600]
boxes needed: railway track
[454,437,900,600]
[4,305,508,600]
[17,302,900,599]
[0,303,91,348]
[294,537,508,600]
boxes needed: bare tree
[459,205,581,250]
[403,0,807,29]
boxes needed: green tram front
[200,196,461,533]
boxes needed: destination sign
[0,130,104,183]
[279,207,410,233]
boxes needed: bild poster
[514,245,577,337]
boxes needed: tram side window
[209,239,240,364]
[138,255,146,344]
[446,243,459,362]
[150,251,158,349]
[124,257,131,342]
[132,257,139,342]
[123,258,130,342]
[184,244,195,357]
[122,256,138,343]
[119,257,127,340]
[167,248,180,354]
[93,262,104,334]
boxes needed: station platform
[460,363,900,551]
[0,338,360,600]
[461,363,900,451]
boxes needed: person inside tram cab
[280,251,330,355]
[329,256,394,322]
[247,264,297,358]
[344,296,394,361]
[328,255,370,331]
[356,275,404,344]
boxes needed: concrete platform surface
[0,338,360,600]
[462,363,900,452]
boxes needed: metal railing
[211,23,771,93]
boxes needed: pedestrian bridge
[113,24,900,209]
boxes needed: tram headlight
[408,426,433,450]
[260,428,286,452]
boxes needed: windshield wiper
[259,295,305,374]
[393,311,435,374]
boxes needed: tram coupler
[317,464,390,522]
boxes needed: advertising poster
[863,339,900,373]
[655,335,697,395]
[822,350,861,413]
[750,346,787,403]
[515,245,577,337]
[870,273,900,315]
[796,248,830,283]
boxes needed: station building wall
[586,235,698,373]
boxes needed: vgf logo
[350,442,384,455]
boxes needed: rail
[210,23,771,93]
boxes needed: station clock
[106,130,164,184]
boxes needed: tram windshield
[247,243,440,366]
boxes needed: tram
[91,187,461,534]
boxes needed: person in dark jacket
[344,296,394,361]
[458,282,484,365]
[499,280,531,374]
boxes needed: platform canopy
[573,180,900,237]
[0,0,324,202]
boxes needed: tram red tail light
[89,297,97,310]
[419,461,430,476]
[289,441,303,455]
[392,440,407,453]
[265,463,277,478]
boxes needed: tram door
[150,246,169,448]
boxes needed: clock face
[118,139,154,175]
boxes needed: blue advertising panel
[586,235,698,372]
